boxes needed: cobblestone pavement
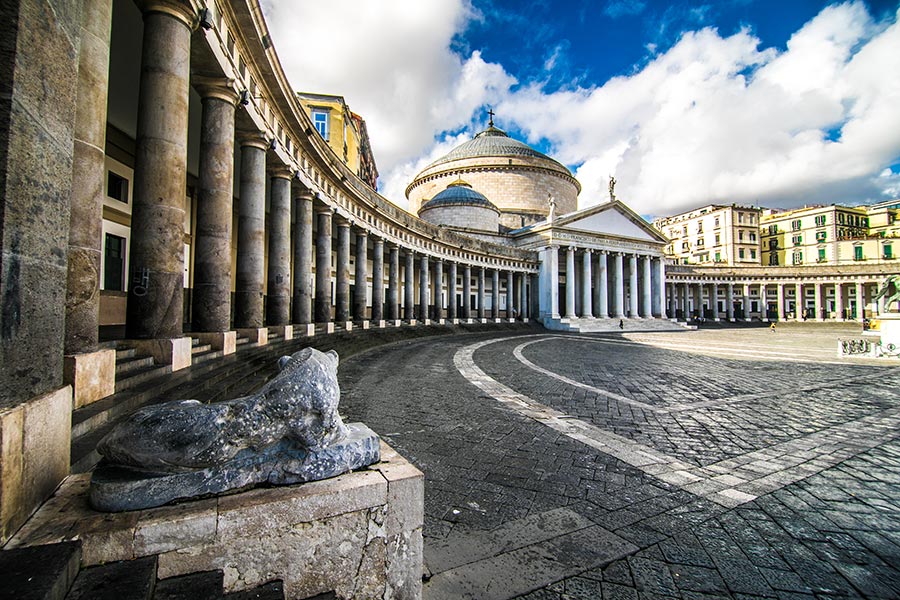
[338,325,900,599]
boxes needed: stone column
[641,255,652,318]
[581,250,593,318]
[835,282,844,321]
[522,273,530,320]
[693,283,702,318]
[777,283,785,321]
[628,254,639,318]
[266,169,292,326]
[234,134,268,330]
[855,281,864,321]
[759,284,767,321]
[795,282,803,320]
[814,282,823,321]
[354,230,368,322]
[126,4,195,339]
[448,262,458,321]
[711,283,719,321]
[726,283,734,321]
[65,0,113,355]
[478,267,486,320]
[669,282,676,318]
[548,247,560,319]
[680,283,688,319]
[565,247,576,318]
[292,190,313,326]
[613,253,625,318]
[404,251,415,321]
[372,238,384,323]
[335,220,351,324]
[419,254,429,321]
[190,81,238,336]
[314,207,332,323]
[655,258,666,318]
[743,284,751,321]
[597,252,609,318]
[388,245,400,321]
[463,265,472,320]
[492,269,500,320]
[434,259,444,321]
[507,271,515,319]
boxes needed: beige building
[652,204,762,266]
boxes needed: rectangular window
[769,253,779,266]
[815,215,826,226]
[750,249,757,259]
[854,246,864,260]
[793,251,803,265]
[815,231,826,241]
[697,237,705,247]
[839,213,845,224]
[739,248,745,259]
[738,231,744,241]
[715,251,721,262]
[769,239,778,249]
[714,217,720,228]
[818,248,826,262]
[104,233,126,291]
[107,171,128,204]
[312,109,329,140]
[738,213,744,223]
[791,219,802,231]
[749,232,757,242]
[885,244,893,259]
[792,235,802,246]
[768,224,778,235]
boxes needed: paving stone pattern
[338,327,900,599]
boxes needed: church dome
[419,179,499,212]
[418,179,500,233]
[424,126,565,170]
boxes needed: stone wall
[419,204,499,233]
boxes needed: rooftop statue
[90,348,380,512]
[874,274,900,310]
[609,176,617,201]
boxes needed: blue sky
[262,0,900,217]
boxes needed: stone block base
[9,442,423,600]
[237,328,268,346]
[1,386,72,544]
[64,348,115,409]
[451,318,459,325]
[133,337,192,371]
[437,319,446,325]
[356,320,370,330]
[407,319,417,327]
[422,319,431,326]
[269,325,293,341]
[195,331,236,356]
[373,320,386,329]
[297,324,316,337]
[388,320,402,327]
[317,322,335,334]
[508,318,516,323]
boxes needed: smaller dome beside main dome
[419,179,500,213]
[418,179,500,233]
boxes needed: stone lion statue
[98,347,349,473]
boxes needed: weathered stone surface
[234,139,267,330]
[0,540,81,600]
[67,555,157,600]
[132,337,191,371]
[64,348,115,408]
[155,570,224,600]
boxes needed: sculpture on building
[874,274,900,311]
[90,348,380,511]
[548,193,557,222]
[609,176,617,201]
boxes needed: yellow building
[296,92,378,189]
[652,204,762,266]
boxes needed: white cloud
[262,1,900,217]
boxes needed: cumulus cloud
[262,0,900,217]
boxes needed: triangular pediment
[551,200,666,243]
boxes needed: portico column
[655,259,666,318]
[549,247,560,319]
[388,245,400,321]
[563,247,576,318]
[354,230,368,322]
[448,262,458,320]
[597,252,609,318]
[711,283,719,321]
[693,283,702,318]
[404,251,415,321]
[266,169,292,326]
[492,269,500,320]
[795,282,803,320]
[520,273,529,320]
[434,259,444,320]
[463,265,472,319]
[292,190,313,325]
[726,283,734,321]
[835,282,844,321]
[507,271,515,318]
[759,284,767,321]
[478,267,486,320]
[65,0,113,353]
[191,82,238,334]
[680,283,688,319]
[777,283,785,321]
[335,220,351,324]
[314,207,333,323]
[371,238,384,322]
[419,254,429,321]
[126,4,195,339]
[234,134,268,329]
[613,253,625,318]
[743,284,751,321]
[641,255,652,318]
[628,254,639,318]
[581,250,593,318]
[669,282,676,318]
[855,281,864,321]
[814,282,823,321]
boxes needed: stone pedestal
[0,386,72,544]
[388,320,402,328]
[195,331,236,356]
[9,442,423,600]
[508,318,516,323]
[340,321,353,332]
[437,319,446,325]
[373,320,386,329]
[407,319,417,327]
[237,328,268,346]
[318,322,335,335]
[298,324,316,338]
[64,349,115,409]
[879,313,900,351]
[269,325,293,341]
[132,337,192,372]
[355,321,371,330]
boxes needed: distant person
[770,322,776,333]
[619,319,624,330]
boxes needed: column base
[0,386,72,545]
[450,318,459,325]
[133,337,192,371]
[195,331,237,356]
[64,348,116,409]
[295,324,316,337]
[508,318,516,323]
[406,319,417,327]
[339,321,353,332]
[237,328,268,347]
[388,320,402,328]
[437,319,446,325]
[372,320,386,329]
[479,318,488,324]
[317,322,335,335]
[355,321,371,330]
[269,325,294,341]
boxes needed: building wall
[653,205,761,266]
[760,205,871,266]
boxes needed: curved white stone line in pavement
[455,334,900,507]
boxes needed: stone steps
[544,317,690,333]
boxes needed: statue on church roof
[548,193,557,222]
[609,176,617,201]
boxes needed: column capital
[294,188,315,202]
[135,0,198,28]
[335,217,351,228]
[567,245,576,252]
[354,227,369,238]
[237,131,269,150]
[193,76,240,105]
[314,204,334,216]
[269,166,293,181]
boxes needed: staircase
[543,316,691,332]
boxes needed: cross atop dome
[487,108,495,128]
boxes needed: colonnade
[541,246,666,319]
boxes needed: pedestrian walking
[770,322,776,332]
[618,319,624,330]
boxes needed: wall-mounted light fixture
[198,8,213,30]
[239,90,251,106]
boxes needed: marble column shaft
[65,0,113,353]
[726,283,734,321]
[581,250,592,318]
[759,284,767,321]
[372,238,384,321]
[613,253,624,318]
[266,172,292,326]
[549,248,560,318]
[597,252,608,318]
[314,209,332,323]
[628,255,639,317]
[814,283,823,320]
[448,262,458,320]
[565,247,576,318]
[404,251,415,320]
[463,265,472,319]
[234,138,267,329]
[434,259,443,320]
[777,283,785,321]
[641,255,652,318]
[742,284,751,320]
[388,246,399,320]
[354,230,368,321]
[419,254,429,321]
[506,271,514,318]
[478,267,486,319]
[521,273,529,319]
[795,282,803,320]
[711,283,719,320]
[335,221,351,322]
[292,191,313,325]
[835,282,844,321]
[192,87,237,333]
[126,8,193,339]
[855,281,864,320]
[492,269,500,319]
